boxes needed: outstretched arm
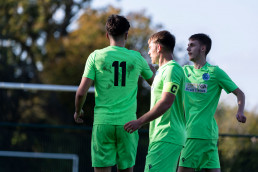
[74,77,93,123]
[232,88,246,123]
[124,92,175,133]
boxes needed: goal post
[0,82,94,93]
[0,151,79,172]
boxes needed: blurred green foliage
[0,0,257,171]
[0,0,164,125]
[0,0,91,124]
[215,103,258,172]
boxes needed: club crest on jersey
[202,73,210,80]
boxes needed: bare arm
[232,88,246,123]
[74,77,93,123]
[145,64,156,86]
[124,92,175,133]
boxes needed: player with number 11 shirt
[74,14,154,172]
[83,45,153,125]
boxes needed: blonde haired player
[124,30,186,172]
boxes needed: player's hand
[124,120,141,133]
[236,112,246,123]
[74,109,84,123]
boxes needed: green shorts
[91,124,139,170]
[179,138,220,171]
[144,141,183,172]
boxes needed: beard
[189,49,202,62]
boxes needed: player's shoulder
[90,47,112,59]
[86,50,98,60]
[127,50,147,64]
[127,49,142,57]
[88,49,102,58]
[165,61,184,74]
[206,63,227,76]
[206,63,218,68]
[183,64,193,70]
[170,61,183,70]
[93,47,108,54]
[206,63,219,73]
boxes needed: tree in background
[0,0,92,123]
[0,2,188,170]
[40,6,164,124]
[0,1,172,125]
[215,103,258,171]
[1,1,257,171]
[0,0,91,82]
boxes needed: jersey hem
[150,139,185,146]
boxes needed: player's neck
[159,53,173,67]
[193,57,206,69]
[110,39,125,47]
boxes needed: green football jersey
[183,63,238,139]
[83,46,153,125]
[149,60,186,146]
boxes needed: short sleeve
[163,82,179,95]
[140,56,153,80]
[82,52,96,80]
[163,65,182,86]
[216,67,238,94]
[162,65,183,95]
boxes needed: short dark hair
[189,33,212,55]
[148,30,176,53]
[105,14,130,38]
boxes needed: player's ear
[201,45,206,52]
[124,32,128,40]
[157,44,161,53]
[106,32,109,40]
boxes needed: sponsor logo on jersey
[185,83,207,93]
[202,73,210,80]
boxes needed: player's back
[85,46,152,125]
